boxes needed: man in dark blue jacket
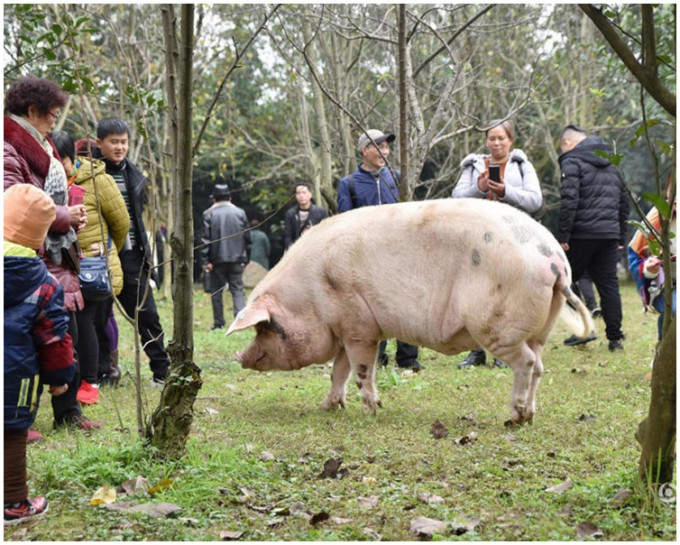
[337,129,422,371]
[95,118,170,384]
[558,124,629,352]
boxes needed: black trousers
[378,340,419,367]
[75,298,110,384]
[118,250,170,380]
[566,239,624,341]
[51,311,82,424]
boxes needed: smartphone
[488,164,501,183]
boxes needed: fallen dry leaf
[545,478,573,493]
[609,488,631,508]
[106,501,181,518]
[578,413,596,423]
[205,407,219,416]
[362,476,377,484]
[266,517,285,527]
[260,451,276,461]
[456,431,478,445]
[417,492,445,504]
[149,478,174,494]
[576,521,604,539]
[309,511,330,525]
[330,516,353,525]
[319,457,342,479]
[118,476,149,496]
[357,496,379,509]
[362,527,382,540]
[430,419,449,439]
[219,530,244,540]
[451,515,480,535]
[410,516,448,537]
[91,485,117,506]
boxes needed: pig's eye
[256,319,286,340]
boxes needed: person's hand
[204,263,213,271]
[645,256,662,275]
[49,384,68,397]
[487,177,506,198]
[69,205,87,231]
[477,171,490,193]
[560,242,570,252]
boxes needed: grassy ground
[5,282,676,541]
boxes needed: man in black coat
[283,183,328,250]
[557,124,629,351]
[95,118,170,385]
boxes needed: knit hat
[4,184,56,250]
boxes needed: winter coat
[337,165,401,212]
[284,204,328,249]
[558,136,630,245]
[72,157,130,296]
[4,247,76,430]
[201,201,252,265]
[451,149,542,214]
[93,152,156,280]
[4,115,83,311]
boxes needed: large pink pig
[227,199,593,424]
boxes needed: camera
[488,164,501,183]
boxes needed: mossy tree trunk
[147,4,202,459]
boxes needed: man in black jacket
[95,118,170,384]
[557,124,629,351]
[201,183,251,330]
[283,183,328,250]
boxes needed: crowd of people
[3,75,674,526]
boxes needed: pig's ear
[226,300,271,335]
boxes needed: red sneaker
[4,497,48,526]
[27,428,44,443]
[76,381,99,405]
[74,416,101,431]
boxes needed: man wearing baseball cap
[336,129,423,372]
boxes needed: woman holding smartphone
[451,119,543,368]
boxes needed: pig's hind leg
[321,348,351,410]
[493,341,538,424]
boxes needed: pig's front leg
[320,348,351,410]
[346,343,381,415]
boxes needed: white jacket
[451,149,542,213]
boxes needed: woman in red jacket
[3,77,98,432]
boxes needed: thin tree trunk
[148,4,202,459]
[637,314,676,486]
[397,4,409,201]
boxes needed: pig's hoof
[320,396,345,410]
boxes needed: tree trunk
[637,314,676,486]
[147,4,202,460]
[397,4,410,202]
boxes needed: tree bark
[637,314,676,486]
[148,4,202,460]
[397,4,410,201]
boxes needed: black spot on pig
[537,242,553,257]
[483,232,493,243]
[550,263,561,281]
[358,364,368,380]
[471,249,481,266]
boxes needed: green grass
[6,283,675,540]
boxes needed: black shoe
[210,324,225,331]
[563,332,596,346]
[590,307,602,319]
[377,353,389,368]
[608,340,624,352]
[398,360,424,372]
[491,358,506,368]
[458,349,486,368]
